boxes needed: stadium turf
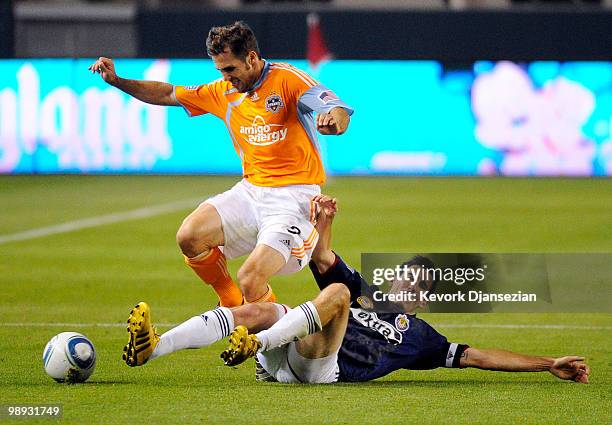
[0,175,610,424]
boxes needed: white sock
[271,302,289,321]
[256,301,322,352]
[150,307,234,360]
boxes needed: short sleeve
[298,85,354,115]
[173,82,225,118]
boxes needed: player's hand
[316,112,340,135]
[88,57,119,86]
[549,356,590,383]
[312,194,337,220]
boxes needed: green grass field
[1,175,610,424]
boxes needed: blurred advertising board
[1,59,611,175]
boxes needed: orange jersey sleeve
[174,81,227,118]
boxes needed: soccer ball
[42,332,96,383]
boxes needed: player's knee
[176,222,200,257]
[176,218,215,258]
[324,283,351,313]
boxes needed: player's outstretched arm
[316,107,350,135]
[89,57,179,106]
[460,347,590,383]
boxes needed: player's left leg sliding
[124,302,290,366]
[149,307,235,362]
[123,302,234,366]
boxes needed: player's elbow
[161,90,180,107]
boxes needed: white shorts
[204,179,320,275]
[256,343,340,384]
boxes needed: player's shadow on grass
[333,380,563,387]
[83,380,136,385]
[18,380,134,387]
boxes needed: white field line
[0,322,609,330]
[0,197,203,245]
[0,322,178,328]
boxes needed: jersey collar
[248,60,270,93]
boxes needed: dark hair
[206,21,260,59]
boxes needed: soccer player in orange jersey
[89,21,353,307]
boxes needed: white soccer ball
[42,332,96,383]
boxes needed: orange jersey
[174,61,352,187]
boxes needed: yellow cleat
[122,302,159,367]
[220,325,261,367]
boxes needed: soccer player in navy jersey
[220,195,590,384]
[126,196,589,384]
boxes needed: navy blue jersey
[309,254,468,382]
